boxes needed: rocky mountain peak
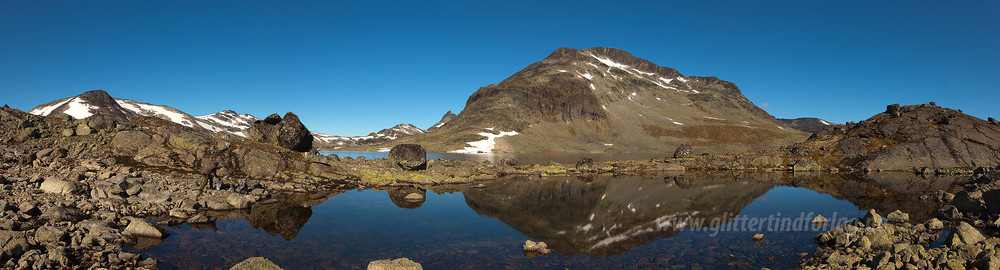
[380,47,806,154]
[427,111,457,131]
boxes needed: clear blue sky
[2,1,997,136]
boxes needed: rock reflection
[205,191,340,241]
[463,174,774,256]
[387,186,427,209]
[789,172,967,221]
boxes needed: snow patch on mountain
[63,98,98,119]
[450,128,519,154]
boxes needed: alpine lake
[132,152,965,269]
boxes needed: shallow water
[134,172,964,269]
[321,151,665,165]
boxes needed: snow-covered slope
[29,90,258,137]
[195,110,259,137]
[313,123,427,150]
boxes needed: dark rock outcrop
[388,144,427,171]
[673,144,693,158]
[245,112,313,152]
[796,103,1000,171]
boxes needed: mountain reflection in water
[138,172,966,269]
[463,174,773,256]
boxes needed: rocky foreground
[1,101,998,269]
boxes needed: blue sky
[2,1,997,136]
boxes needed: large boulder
[245,112,313,152]
[122,218,165,239]
[673,144,694,158]
[388,144,427,171]
[39,177,77,194]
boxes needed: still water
[135,171,964,269]
[321,151,666,165]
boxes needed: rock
[205,196,234,210]
[574,157,595,170]
[388,144,427,171]
[863,209,883,226]
[938,205,963,220]
[226,193,252,209]
[168,209,190,219]
[80,159,107,171]
[75,124,92,136]
[951,191,986,215]
[403,193,424,201]
[523,240,552,255]
[244,112,313,152]
[752,233,764,242]
[673,144,693,158]
[39,177,78,194]
[122,218,165,239]
[990,117,999,125]
[18,202,40,216]
[886,210,910,223]
[0,230,30,258]
[499,158,518,167]
[926,218,944,230]
[60,129,74,137]
[812,214,829,225]
[945,222,985,248]
[33,225,66,244]
[792,159,822,171]
[886,103,901,117]
[187,214,210,223]
[367,258,423,270]
[230,257,283,270]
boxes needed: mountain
[427,111,457,131]
[313,123,426,150]
[777,117,837,133]
[29,90,258,137]
[368,47,808,154]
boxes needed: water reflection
[463,174,774,256]
[137,172,968,269]
[387,186,427,209]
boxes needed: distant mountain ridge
[29,90,259,137]
[427,111,456,132]
[364,47,808,154]
[777,117,837,133]
[313,123,427,150]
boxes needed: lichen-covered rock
[388,144,427,171]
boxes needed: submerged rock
[523,240,553,256]
[367,258,422,270]
[230,257,283,270]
